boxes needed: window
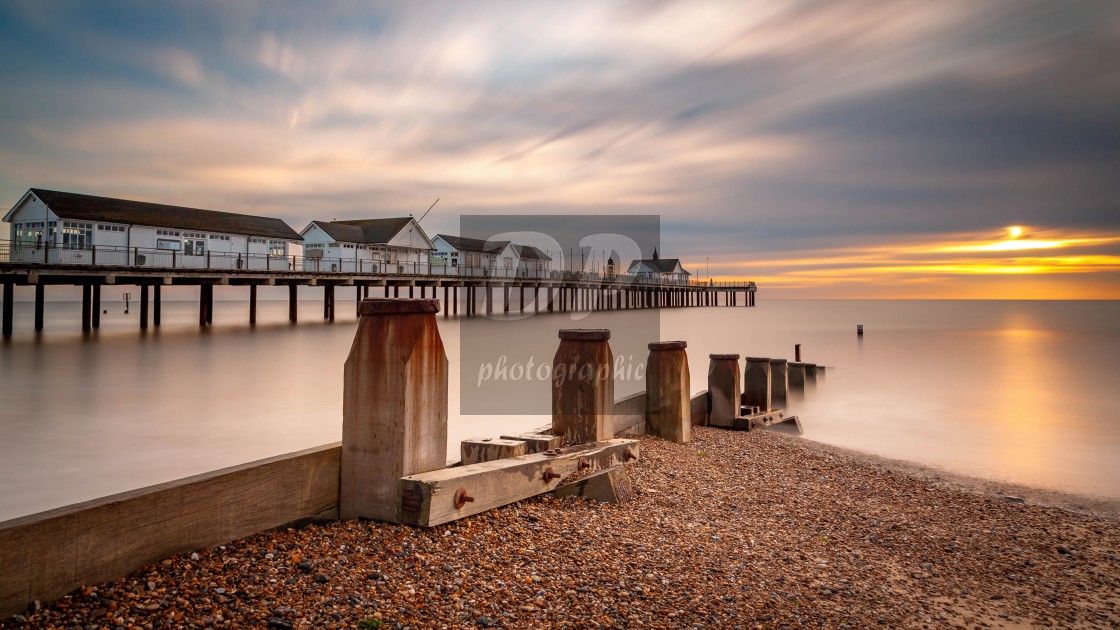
[62,221,92,249]
[156,238,182,251]
[98,224,125,232]
[268,240,285,256]
[183,238,206,256]
[208,234,230,241]
[157,229,181,237]
[249,237,268,244]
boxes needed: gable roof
[627,258,690,274]
[436,234,510,254]
[311,217,425,245]
[15,188,301,241]
[513,244,551,260]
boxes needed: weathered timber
[770,358,789,410]
[397,439,638,527]
[499,432,564,453]
[613,391,646,436]
[646,341,691,443]
[460,438,527,465]
[707,354,741,426]
[552,466,634,503]
[552,329,614,445]
[0,444,340,618]
[690,389,710,426]
[743,356,772,411]
[341,299,447,522]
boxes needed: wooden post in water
[707,354,741,427]
[804,363,818,386]
[744,357,772,412]
[81,284,91,331]
[552,329,614,445]
[769,358,789,410]
[2,281,13,337]
[341,298,447,522]
[34,284,44,332]
[139,285,149,330]
[250,285,258,324]
[91,284,101,329]
[153,284,161,327]
[787,361,806,398]
[288,284,298,323]
[646,341,691,443]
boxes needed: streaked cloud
[0,0,1117,297]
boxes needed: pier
[0,243,757,336]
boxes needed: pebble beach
[4,427,1119,629]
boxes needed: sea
[1,294,1118,522]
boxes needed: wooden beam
[398,439,638,527]
[460,438,527,465]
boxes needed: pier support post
[769,358,789,410]
[646,341,691,443]
[91,284,101,329]
[341,298,447,522]
[139,285,149,330]
[153,284,161,327]
[250,285,258,325]
[3,281,14,336]
[547,286,554,312]
[744,357,772,412]
[453,286,459,315]
[34,284,44,332]
[707,354,741,427]
[288,285,298,323]
[443,285,449,316]
[81,284,91,331]
[503,284,510,313]
[552,329,614,445]
[486,284,492,314]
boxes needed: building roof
[513,244,551,260]
[19,188,302,241]
[313,218,417,245]
[627,258,690,274]
[436,234,510,254]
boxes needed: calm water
[1,296,1118,521]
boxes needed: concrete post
[646,341,691,443]
[769,358,789,410]
[341,298,448,522]
[707,354,741,426]
[552,329,614,445]
[743,356,772,411]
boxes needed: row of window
[98,224,125,232]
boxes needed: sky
[0,0,1118,298]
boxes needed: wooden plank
[0,443,341,618]
[553,466,635,503]
[398,439,638,527]
[690,390,710,426]
[613,391,646,435]
[460,438,527,465]
[499,432,563,454]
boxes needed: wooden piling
[288,284,298,323]
[139,285,149,329]
[153,284,161,327]
[787,361,807,393]
[707,354,741,427]
[91,284,101,329]
[250,285,258,324]
[744,357,772,412]
[646,341,691,443]
[81,284,91,331]
[341,298,447,522]
[552,329,614,445]
[770,358,789,410]
[34,284,44,332]
[3,282,14,336]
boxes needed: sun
[1008,226,1024,239]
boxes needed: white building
[299,218,434,273]
[431,234,553,278]
[3,188,302,269]
[627,250,691,284]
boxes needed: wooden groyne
[0,297,811,618]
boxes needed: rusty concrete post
[646,341,691,443]
[552,329,614,445]
[769,358,789,410]
[341,298,448,522]
[707,354,741,426]
[743,356,772,412]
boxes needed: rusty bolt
[542,466,561,482]
[578,457,590,471]
[453,488,475,510]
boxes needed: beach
[5,427,1117,629]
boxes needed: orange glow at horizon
[692,226,1120,298]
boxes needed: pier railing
[0,242,754,288]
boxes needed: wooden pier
[0,261,757,336]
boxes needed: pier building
[299,217,434,274]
